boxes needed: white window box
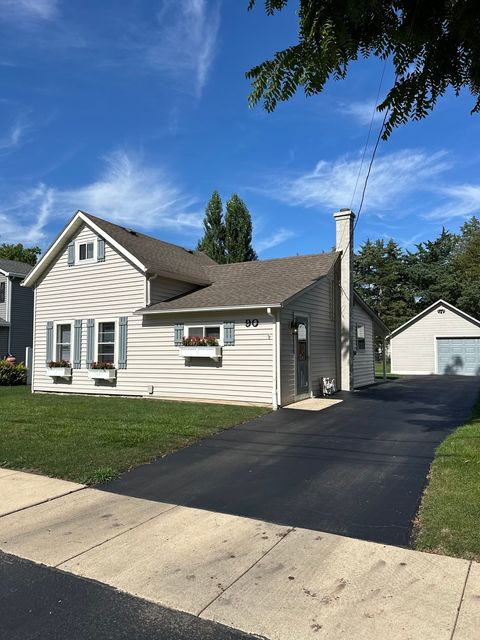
[88,368,117,380]
[46,367,72,378]
[179,346,222,360]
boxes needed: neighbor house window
[78,241,95,261]
[185,325,222,342]
[356,324,366,351]
[97,321,116,363]
[0,282,4,304]
[56,323,72,361]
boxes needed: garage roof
[389,299,480,338]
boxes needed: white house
[23,209,388,408]
[390,299,480,376]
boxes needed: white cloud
[338,100,384,126]
[56,149,201,231]
[0,150,202,247]
[0,114,31,152]
[143,0,220,95]
[256,228,295,253]
[0,0,59,23]
[427,184,480,221]
[269,149,450,214]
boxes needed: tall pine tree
[453,216,480,318]
[197,191,227,264]
[354,238,415,330]
[225,194,257,263]
[406,229,458,309]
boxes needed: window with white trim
[97,321,116,363]
[356,324,366,351]
[0,281,5,304]
[185,325,222,342]
[56,323,72,361]
[77,241,95,262]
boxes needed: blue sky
[1,0,480,258]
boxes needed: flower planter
[46,367,72,378]
[88,368,117,380]
[179,346,222,360]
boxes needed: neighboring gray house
[23,209,388,408]
[0,259,34,362]
[390,299,480,376]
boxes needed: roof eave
[353,292,390,335]
[134,303,283,315]
[389,299,480,338]
[22,211,148,287]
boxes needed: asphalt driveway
[102,376,479,547]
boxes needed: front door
[296,316,310,397]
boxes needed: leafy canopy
[247,1,480,138]
[0,243,41,266]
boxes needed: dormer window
[77,241,95,262]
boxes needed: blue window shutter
[73,320,82,369]
[224,321,235,346]
[86,319,95,368]
[46,321,54,364]
[118,316,128,369]
[67,242,75,266]
[97,237,105,262]
[174,324,184,346]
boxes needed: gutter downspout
[146,274,158,306]
[267,306,280,410]
[6,276,13,355]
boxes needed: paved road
[0,552,256,640]
[102,376,479,547]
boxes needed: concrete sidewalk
[0,470,478,640]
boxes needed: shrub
[0,360,27,386]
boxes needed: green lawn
[0,386,268,485]
[415,394,480,561]
[374,361,399,380]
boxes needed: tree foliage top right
[247,1,480,138]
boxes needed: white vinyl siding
[0,274,7,320]
[33,223,273,405]
[33,224,145,393]
[150,277,197,304]
[391,305,480,374]
[352,302,375,388]
[280,267,338,405]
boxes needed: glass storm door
[296,317,309,396]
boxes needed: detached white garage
[390,300,480,376]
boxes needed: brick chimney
[334,208,355,391]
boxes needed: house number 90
[245,319,259,327]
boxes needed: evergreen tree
[453,216,480,318]
[407,229,458,309]
[225,194,257,263]
[196,191,226,264]
[354,238,415,330]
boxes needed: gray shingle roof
[0,258,33,276]
[82,212,216,285]
[137,252,339,312]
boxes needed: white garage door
[436,337,480,375]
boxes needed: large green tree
[0,243,41,266]
[225,194,257,263]
[406,229,458,309]
[354,238,415,330]
[247,1,480,138]
[453,216,480,318]
[197,191,227,263]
